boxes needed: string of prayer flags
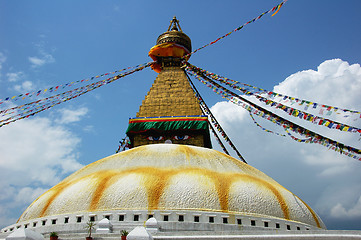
[0,62,152,105]
[185,63,361,162]
[198,99,247,163]
[182,0,287,59]
[196,71,361,161]
[198,67,361,120]
[187,73,247,163]
[197,102,231,156]
[188,64,361,134]
[283,127,313,143]
[0,63,152,128]
[208,122,231,156]
[248,111,286,137]
[197,74,284,138]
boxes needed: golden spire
[127,18,211,149]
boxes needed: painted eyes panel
[173,135,190,140]
[147,136,164,141]
[146,135,190,141]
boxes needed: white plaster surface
[160,172,220,210]
[98,173,148,209]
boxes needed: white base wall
[1,209,321,236]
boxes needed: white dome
[18,144,325,229]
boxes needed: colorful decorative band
[126,116,208,134]
[149,42,191,73]
[149,43,190,61]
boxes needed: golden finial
[167,16,183,32]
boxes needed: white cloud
[330,196,361,219]
[209,59,361,226]
[28,41,55,68]
[0,116,84,228]
[0,106,88,226]
[28,54,55,68]
[55,107,89,124]
[28,56,46,67]
[0,117,83,183]
[7,72,25,82]
[211,101,247,124]
[0,185,48,227]
[14,187,47,205]
[13,80,35,92]
[273,59,361,168]
[274,59,361,111]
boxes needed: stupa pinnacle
[126,17,212,148]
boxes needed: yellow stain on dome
[90,171,119,211]
[39,181,73,218]
[198,169,231,211]
[33,166,291,221]
[141,168,174,210]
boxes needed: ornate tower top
[156,16,192,53]
[126,17,211,149]
[149,17,191,73]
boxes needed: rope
[185,69,247,163]
[0,62,153,105]
[201,104,231,156]
[182,0,287,59]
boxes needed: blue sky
[1,0,361,231]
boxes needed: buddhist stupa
[9,17,360,240]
